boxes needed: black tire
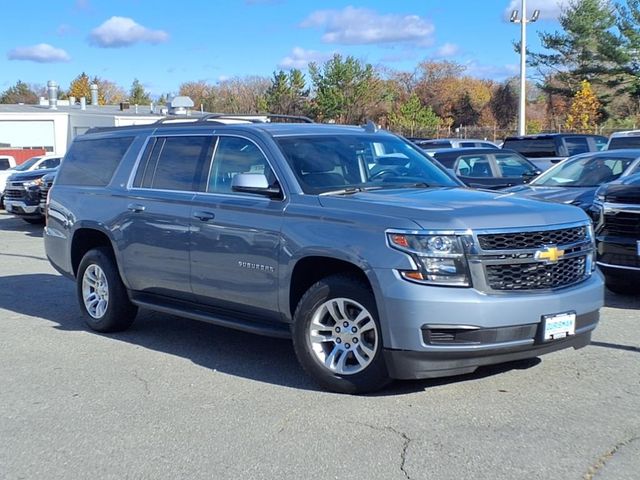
[22,217,45,225]
[605,276,637,295]
[77,247,137,332]
[292,274,391,394]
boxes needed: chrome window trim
[126,132,286,201]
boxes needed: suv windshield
[532,155,634,187]
[276,134,459,194]
[13,157,42,172]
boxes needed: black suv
[502,134,606,171]
[591,173,640,294]
[4,168,58,223]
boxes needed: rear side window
[0,159,9,170]
[502,138,557,157]
[564,137,590,156]
[133,136,214,191]
[608,136,640,150]
[57,137,134,186]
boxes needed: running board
[130,293,291,339]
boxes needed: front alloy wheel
[309,298,379,375]
[292,274,390,394]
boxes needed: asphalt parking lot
[0,212,638,480]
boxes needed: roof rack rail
[153,117,201,125]
[198,113,314,124]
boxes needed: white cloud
[89,16,168,48]
[435,43,460,57]
[504,0,570,21]
[301,7,435,46]
[7,43,70,63]
[278,47,334,69]
[465,61,519,80]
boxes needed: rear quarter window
[0,159,10,170]
[502,138,557,157]
[56,137,134,186]
[608,136,640,150]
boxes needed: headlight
[24,178,43,188]
[388,232,470,286]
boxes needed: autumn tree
[179,81,214,111]
[68,72,92,101]
[95,79,126,105]
[309,54,384,124]
[0,80,38,104]
[209,76,270,113]
[565,80,601,132]
[129,79,151,105]
[387,94,440,136]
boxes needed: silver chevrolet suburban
[44,117,603,393]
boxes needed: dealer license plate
[542,312,576,341]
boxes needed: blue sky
[0,0,570,98]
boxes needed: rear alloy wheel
[77,247,137,332]
[292,275,391,394]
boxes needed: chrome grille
[4,186,25,200]
[485,256,587,291]
[471,223,594,293]
[602,211,640,237]
[477,226,586,250]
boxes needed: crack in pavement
[355,422,412,479]
[131,370,151,396]
[583,436,640,480]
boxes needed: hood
[503,184,596,209]
[597,173,640,203]
[7,167,58,183]
[317,187,589,231]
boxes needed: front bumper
[371,268,603,379]
[384,312,595,379]
[4,199,41,217]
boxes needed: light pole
[510,1,539,136]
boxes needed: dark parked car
[431,148,540,189]
[413,138,499,154]
[502,133,606,171]
[504,150,640,211]
[3,167,58,223]
[590,173,640,294]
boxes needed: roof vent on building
[90,83,98,105]
[47,80,58,110]
[168,96,194,116]
[80,97,86,110]
[120,102,130,111]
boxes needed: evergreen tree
[129,79,151,105]
[388,94,440,136]
[0,80,38,104]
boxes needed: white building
[0,101,162,156]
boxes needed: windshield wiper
[376,182,431,189]
[320,186,383,196]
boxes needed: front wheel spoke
[96,299,107,317]
[326,300,345,323]
[334,350,349,373]
[325,344,341,369]
[310,331,333,343]
[358,318,375,333]
[359,342,375,358]
[352,346,368,366]
[353,310,370,326]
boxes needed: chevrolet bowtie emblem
[535,246,565,264]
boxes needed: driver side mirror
[231,173,282,199]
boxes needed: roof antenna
[363,119,379,133]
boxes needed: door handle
[193,210,215,221]
[127,203,146,213]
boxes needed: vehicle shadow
[604,289,640,310]
[0,214,44,238]
[0,272,556,395]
